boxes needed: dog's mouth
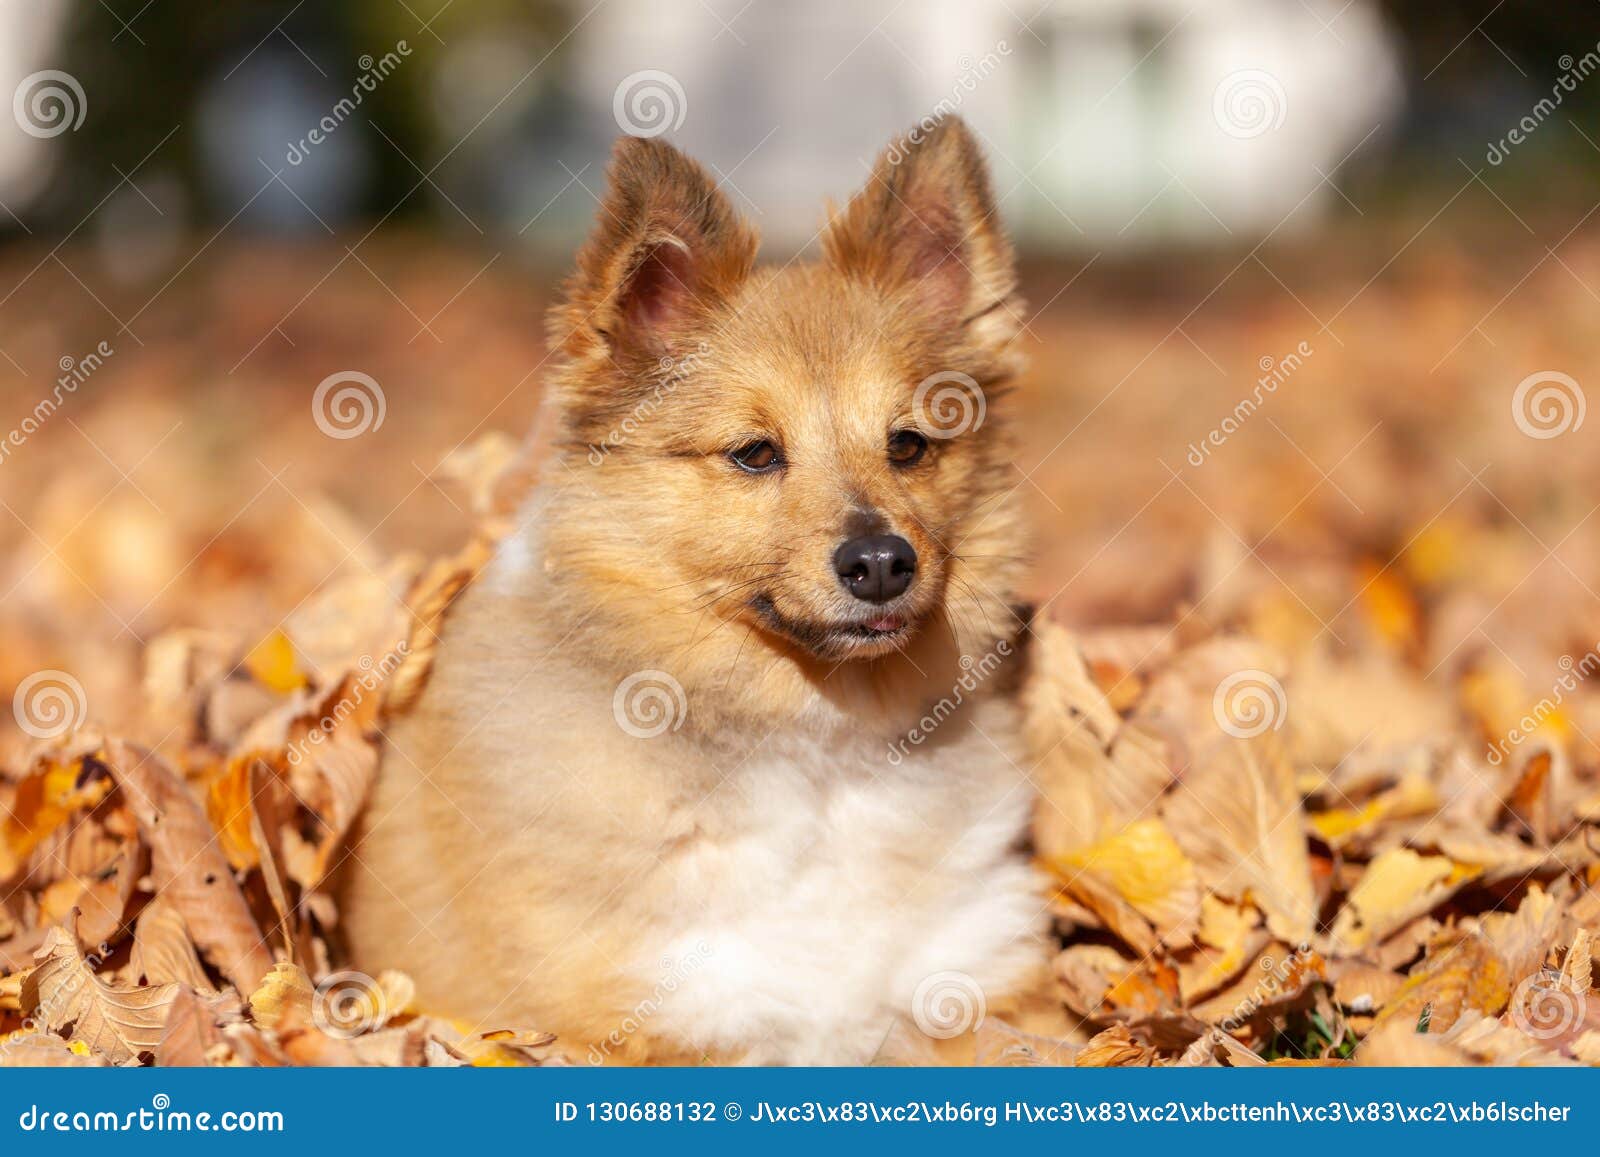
[749,594,919,659]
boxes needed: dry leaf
[131,898,214,990]
[1051,818,1200,947]
[1075,1024,1156,1067]
[24,921,177,1064]
[1330,848,1479,952]
[0,1031,112,1067]
[1162,733,1315,943]
[157,986,225,1067]
[248,962,315,1031]
[1178,896,1270,1002]
[103,739,273,995]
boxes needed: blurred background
[3,0,1600,760]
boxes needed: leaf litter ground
[1,237,1598,1066]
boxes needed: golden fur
[343,118,1053,1064]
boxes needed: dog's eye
[729,440,783,473]
[887,430,928,467]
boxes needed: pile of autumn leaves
[0,484,564,1067]
[1,453,1599,1068]
[1026,619,1600,1065]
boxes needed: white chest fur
[618,733,1045,1064]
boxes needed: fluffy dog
[345,116,1051,1064]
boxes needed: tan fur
[343,119,1054,1064]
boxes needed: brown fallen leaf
[214,1021,291,1067]
[1189,942,1327,1033]
[0,756,114,879]
[131,898,213,990]
[1355,1017,1472,1065]
[385,540,493,717]
[0,1031,112,1067]
[103,739,273,996]
[24,920,177,1064]
[1161,732,1316,944]
[1371,932,1509,1036]
[1562,929,1593,995]
[1176,1028,1268,1067]
[283,1022,427,1067]
[1177,896,1270,1003]
[157,986,225,1066]
[1331,961,1407,1014]
[1075,1023,1156,1067]
[1450,1008,1584,1065]
[1501,748,1556,845]
[246,760,298,960]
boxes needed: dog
[344,117,1052,1064]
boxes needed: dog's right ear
[553,136,758,364]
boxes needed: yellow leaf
[248,962,314,1031]
[243,630,305,693]
[1179,896,1268,1002]
[1054,818,1200,943]
[1402,518,1467,586]
[204,757,259,871]
[1309,800,1386,844]
[0,759,113,877]
[1358,561,1421,653]
[1372,934,1508,1035]
[1461,662,1569,749]
[1309,775,1439,848]
[1331,847,1479,951]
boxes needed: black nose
[833,534,917,603]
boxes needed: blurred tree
[1374,0,1600,197]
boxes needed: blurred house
[0,0,72,217]
[1012,0,1402,245]
[1,0,1407,253]
[568,0,1402,251]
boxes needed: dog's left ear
[822,116,1017,337]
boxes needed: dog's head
[542,118,1027,712]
